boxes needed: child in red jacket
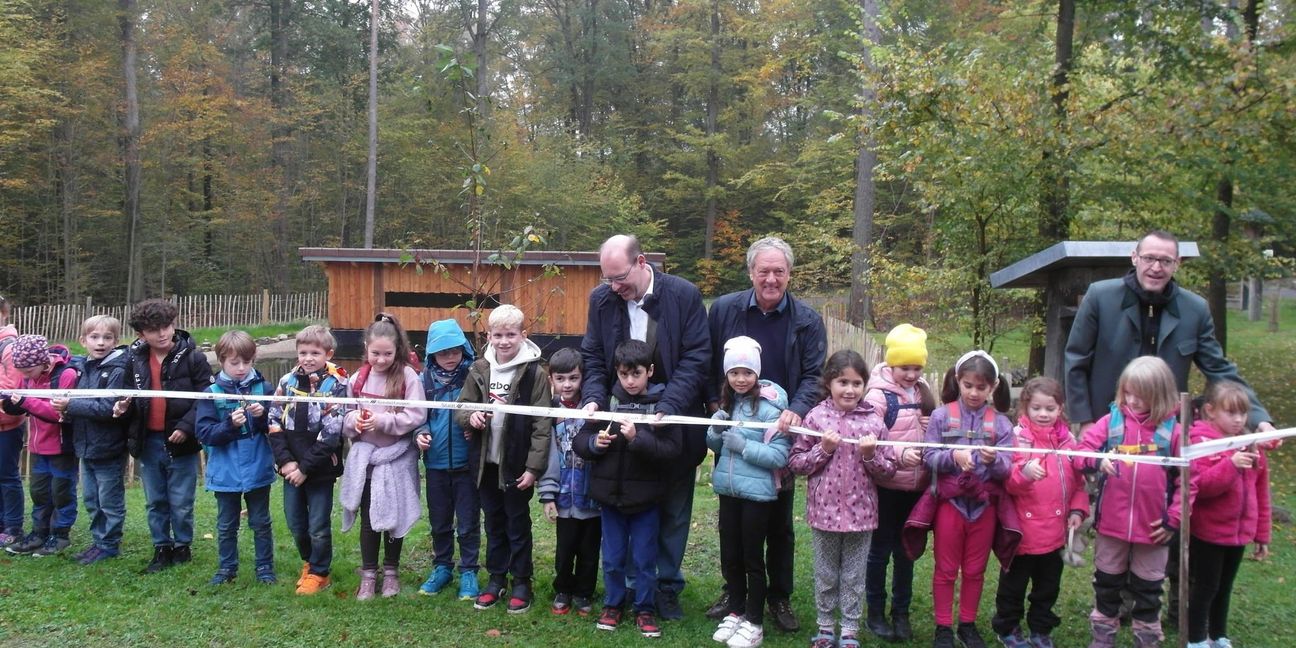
[1185,381,1271,648]
[992,377,1088,648]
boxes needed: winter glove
[711,409,730,421]
[722,429,747,454]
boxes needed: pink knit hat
[10,334,50,369]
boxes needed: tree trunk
[847,0,879,328]
[702,0,720,260]
[120,0,143,303]
[1209,177,1232,353]
[474,0,490,120]
[364,0,378,248]
[270,0,291,289]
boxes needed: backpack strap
[1107,403,1174,457]
[882,390,921,430]
[944,401,995,442]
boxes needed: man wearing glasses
[1064,229,1274,435]
[579,234,711,622]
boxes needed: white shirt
[627,269,656,342]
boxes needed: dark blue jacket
[65,346,131,460]
[579,265,711,469]
[420,320,476,471]
[706,288,826,419]
[195,369,276,493]
[573,383,681,514]
[123,330,212,458]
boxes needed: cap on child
[723,336,762,376]
[10,334,50,369]
[885,324,927,368]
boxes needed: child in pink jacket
[789,350,896,648]
[1185,381,1271,648]
[1076,356,1182,648]
[992,377,1088,648]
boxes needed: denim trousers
[426,467,480,572]
[137,433,198,547]
[81,456,127,552]
[283,478,334,576]
[214,485,273,573]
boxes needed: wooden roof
[991,240,1200,289]
[299,247,668,268]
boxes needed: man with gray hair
[703,236,827,633]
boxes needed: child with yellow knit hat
[861,324,936,641]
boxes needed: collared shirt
[627,269,656,342]
[747,291,789,314]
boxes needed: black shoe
[5,531,47,555]
[891,612,913,642]
[933,625,955,648]
[143,545,174,574]
[866,607,894,640]
[656,589,683,620]
[172,544,191,564]
[955,622,987,648]
[705,591,732,621]
[769,598,800,632]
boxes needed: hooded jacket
[123,330,213,458]
[573,382,681,514]
[455,337,551,489]
[1188,419,1270,547]
[788,398,896,533]
[1076,404,1182,545]
[1005,417,1090,555]
[195,369,277,493]
[706,380,791,503]
[1,345,79,456]
[267,361,349,481]
[420,320,476,472]
[864,363,930,492]
[65,346,131,460]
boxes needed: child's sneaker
[474,577,507,609]
[0,531,17,548]
[507,579,533,613]
[5,531,45,555]
[933,625,956,648]
[1185,642,1211,648]
[296,572,330,595]
[458,571,480,601]
[636,611,662,638]
[999,627,1030,648]
[552,592,572,615]
[171,544,192,564]
[809,629,836,648]
[78,546,117,565]
[1213,639,1233,648]
[142,545,174,574]
[596,606,622,631]
[208,570,237,585]
[835,632,857,648]
[1026,632,1054,648]
[356,569,378,601]
[713,613,743,643]
[297,562,310,587]
[727,620,763,647]
[957,622,988,648]
[419,564,453,596]
[31,536,70,557]
[256,566,277,585]
[573,595,594,616]
[381,566,401,598]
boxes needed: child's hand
[1148,519,1173,545]
[280,462,300,477]
[857,433,877,460]
[286,468,306,486]
[721,429,747,455]
[1099,458,1119,477]
[1252,543,1271,561]
[1022,459,1045,481]
[979,446,997,465]
[468,410,490,430]
[820,430,840,454]
[415,433,431,451]
[112,397,131,418]
[230,408,247,427]
[543,501,558,522]
[167,430,187,444]
[1068,512,1084,530]
[356,410,377,433]
[6,394,21,406]
[514,472,536,490]
[899,447,923,468]
[952,449,974,471]
[595,426,614,450]
[620,419,636,443]
[246,402,265,417]
[1231,450,1258,470]
[51,397,69,413]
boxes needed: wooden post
[1177,391,1191,646]
[1269,278,1281,333]
[261,289,271,325]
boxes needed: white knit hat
[723,336,762,376]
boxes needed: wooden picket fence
[11,291,327,342]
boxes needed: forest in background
[1,0,1293,355]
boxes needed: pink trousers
[932,500,996,626]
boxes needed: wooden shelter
[299,247,667,354]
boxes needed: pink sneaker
[381,566,401,598]
[356,569,377,601]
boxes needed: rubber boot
[1131,619,1162,648]
[1088,611,1119,648]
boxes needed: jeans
[214,486,273,573]
[603,504,659,613]
[426,467,480,572]
[283,478,335,576]
[81,457,127,552]
[137,432,198,547]
[0,423,26,534]
[30,454,78,533]
[479,462,534,580]
[654,470,695,595]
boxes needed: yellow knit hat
[885,324,928,368]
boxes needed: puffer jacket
[65,346,131,460]
[1077,404,1182,544]
[421,320,476,471]
[267,362,348,481]
[707,380,790,503]
[788,398,896,532]
[864,363,930,492]
[0,325,23,430]
[573,383,681,514]
[1188,419,1270,547]
[194,370,276,493]
[123,330,213,457]
[1005,417,1089,555]
[1,346,79,455]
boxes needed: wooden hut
[298,247,667,355]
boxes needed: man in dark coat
[580,234,711,620]
[703,236,826,632]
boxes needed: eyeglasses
[600,265,635,285]
[1137,255,1178,269]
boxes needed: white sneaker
[1212,640,1233,648]
[1186,642,1212,648]
[727,620,763,648]
[712,614,742,642]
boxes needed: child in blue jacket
[415,319,481,600]
[194,330,276,586]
